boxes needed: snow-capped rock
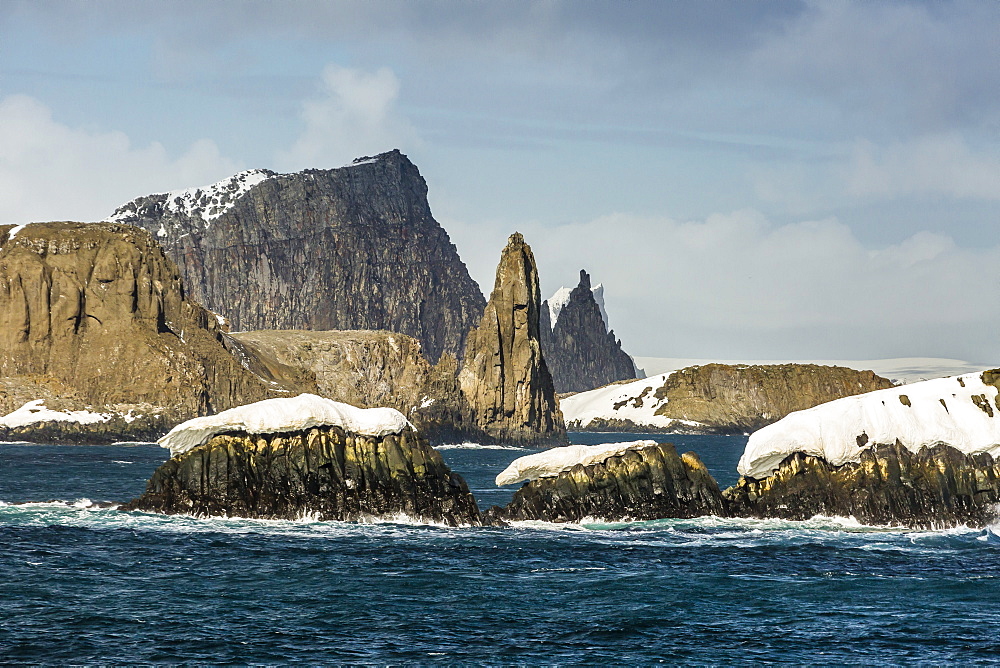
[738,370,1000,478]
[495,440,656,486]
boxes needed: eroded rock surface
[489,442,724,523]
[107,150,486,362]
[228,329,484,443]
[653,364,894,433]
[0,222,274,441]
[724,443,1000,528]
[121,425,481,526]
[540,270,637,393]
[459,233,566,446]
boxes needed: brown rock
[459,233,566,446]
[0,222,275,439]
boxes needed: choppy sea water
[3,433,1000,664]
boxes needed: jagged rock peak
[459,232,566,446]
[541,269,637,393]
[104,149,486,362]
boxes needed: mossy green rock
[121,425,482,526]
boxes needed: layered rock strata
[488,441,725,523]
[540,270,637,393]
[107,150,486,362]
[228,329,484,443]
[723,443,1000,529]
[0,222,274,441]
[121,424,481,526]
[459,233,566,446]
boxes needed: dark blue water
[3,433,1000,664]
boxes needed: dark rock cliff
[228,329,486,444]
[488,442,725,523]
[459,233,566,446]
[540,270,637,393]
[121,425,482,526]
[107,150,486,363]
[653,363,895,433]
[724,443,1000,529]
[0,222,275,441]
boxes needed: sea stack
[106,150,486,362]
[459,233,566,446]
[121,394,483,526]
[540,270,637,393]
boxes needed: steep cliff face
[121,424,482,526]
[228,329,484,443]
[488,441,724,523]
[106,150,486,363]
[724,443,1000,529]
[0,222,274,435]
[653,364,895,432]
[459,233,566,446]
[541,270,637,393]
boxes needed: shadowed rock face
[654,364,895,433]
[541,270,637,393]
[121,425,482,526]
[723,443,1000,529]
[459,233,566,446]
[107,150,486,363]
[488,442,725,523]
[0,222,273,440]
[227,329,486,444]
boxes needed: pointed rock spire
[459,233,566,446]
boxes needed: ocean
[2,433,1000,664]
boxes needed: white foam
[739,371,1000,478]
[495,440,657,486]
[158,393,413,458]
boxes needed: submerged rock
[488,441,725,523]
[724,442,1000,529]
[122,422,481,526]
[459,233,566,446]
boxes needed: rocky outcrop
[227,329,485,443]
[121,424,482,526]
[106,150,486,363]
[488,442,725,523]
[724,443,1000,529]
[562,364,894,434]
[540,270,637,393]
[654,364,894,433]
[459,233,566,446]
[0,222,275,441]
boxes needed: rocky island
[122,394,482,526]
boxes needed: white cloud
[448,210,1000,362]
[0,93,242,224]
[846,134,1000,201]
[275,64,419,171]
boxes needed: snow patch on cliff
[496,440,658,486]
[158,394,413,458]
[560,374,677,430]
[738,372,1000,478]
[0,400,110,428]
[105,169,274,227]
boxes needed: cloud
[275,64,419,171]
[0,93,242,224]
[447,209,1000,362]
[846,134,1000,201]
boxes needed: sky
[1,0,998,364]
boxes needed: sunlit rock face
[459,233,566,447]
[107,150,486,364]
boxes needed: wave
[435,443,531,451]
